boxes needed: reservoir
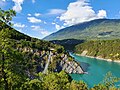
[70,53,120,87]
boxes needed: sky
[0,0,120,39]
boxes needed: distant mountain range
[44,19,120,41]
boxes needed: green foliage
[0,8,16,25]
[39,71,70,90]
[91,84,108,90]
[20,79,42,90]
[0,39,27,89]
[75,39,120,60]
[102,72,120,88]
[91,72,120,90]
[70,81,88,90]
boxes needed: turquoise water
[70,53,120,87]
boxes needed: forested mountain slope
[75,39,120,61]
[44,19,120,40]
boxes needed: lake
[70,53,120,87]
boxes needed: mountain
[44,19,120,41]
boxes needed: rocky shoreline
[76,54,120,63]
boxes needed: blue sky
[0,0,120,39]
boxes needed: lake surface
[70,53,120,87]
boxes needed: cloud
[34,13,41,17]
[32,0,35,3]
[31,25,40,31]
[55,24,64,30]
[0,0,6,7]
[97,10,107,18]
[47,9,66,15]
[31,25,50,36]
[12,0,24,13]
[59,0,107,26]
[27,13,32,16]
[41,31,50,36]
[14,23,26,28]
[43,21,47,24]
[52,22,56,25]
[52,22,64,30]
[27,17,42,23]
[2,0,5,2]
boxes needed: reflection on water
[79,62,90,72]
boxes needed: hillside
[51,39,85,51]
[75,39,120,61]
[1,18,120,90]
[0,20,84,89]
[44,19,120,41]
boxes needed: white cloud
[52,22,64,30]
[27,17,42,23]
[32,0,35,3]
[48,9,66,15]
[14,23,26,28]
[52,22,56,25]
[55,24,64,30]
[12,0,24,3]
[43,21,47,24]
[97,10,107,18]
[31,25,50,36]
[13,3,22,13]
[59,0,107,26]
[0,0,6,7]
[12,0,24,13]
[31,25,40,31]
[41,31,50,36]
[34,13,41,17]
[2,0,5,2]
[28,13,32,16]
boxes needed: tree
[69,81,88,90]
[0,8,17,90]
[0,39,28,89]
[102,72,120,88]
[0,8,16,26]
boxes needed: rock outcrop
[60,58,84,74]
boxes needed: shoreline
[76,54,120,63]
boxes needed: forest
[75,39,120,61]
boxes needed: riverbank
[76,54,120,63]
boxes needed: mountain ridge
[43,19,120,40]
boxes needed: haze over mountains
[44,19,120,41]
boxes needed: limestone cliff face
[55,54,84,74]
[60,60,84,74]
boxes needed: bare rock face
[60,56,84,74]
